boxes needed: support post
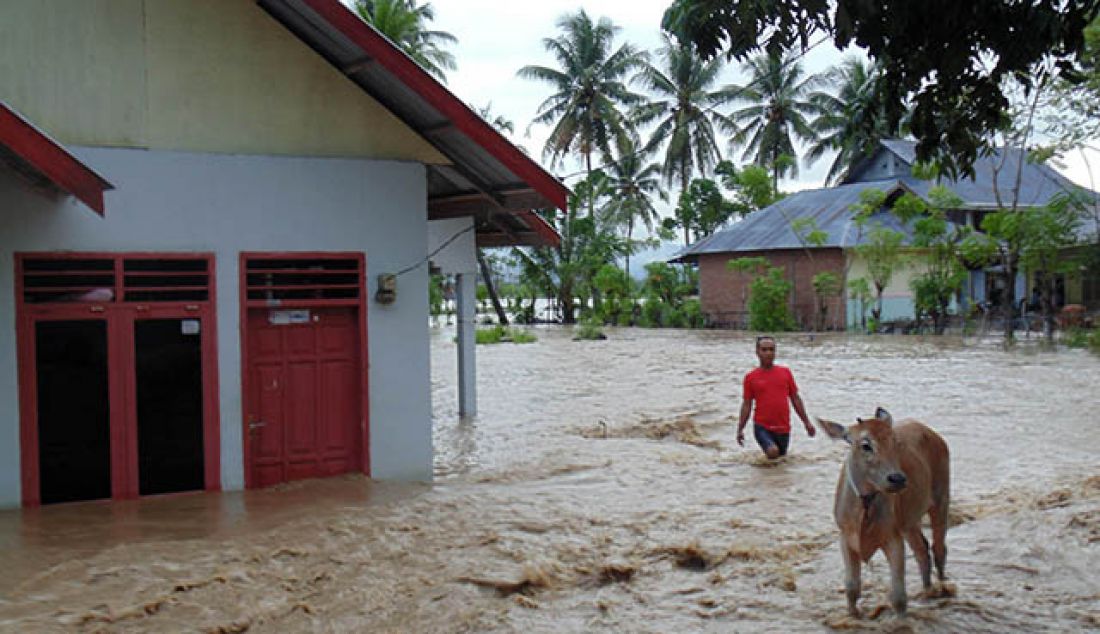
[455,272,477,417]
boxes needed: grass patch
[476,325,537,345]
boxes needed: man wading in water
[736,336,816,458]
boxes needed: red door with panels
[241,254,368,488]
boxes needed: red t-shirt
[743,365,798,433]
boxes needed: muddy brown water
[2,327,1098,632]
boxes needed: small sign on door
[181,319,201,335]
[269,309,311,325]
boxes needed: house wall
[0,0,447,163]
[0,147,432,507]
[697,249,846,330]
[844,252,924,327]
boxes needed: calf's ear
[817,418,849,443]
[875,407,893,426]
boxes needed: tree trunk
[477,248,509,326]
[682,171,691,247]
[585,151,595,218]
[1002,257,1018,344]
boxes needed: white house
[0,0,565,507]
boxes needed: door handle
[249,420,267,430]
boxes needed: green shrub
[574,318,606,340]
[682,298,705,328]
[1064,330,1100,350]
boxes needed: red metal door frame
[14,252,220,506]
[239,252,369,488]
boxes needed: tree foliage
[517,10,649,191]
[662,0,1100,178]
[727,257,796,331]
[355,0,457,81]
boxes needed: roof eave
[0,102,113,215]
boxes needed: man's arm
[736,398,752,446]
[790,393,816,437]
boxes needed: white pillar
[455,272,477,417]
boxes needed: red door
[246,307,362,487]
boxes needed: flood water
[1,327,1098,632]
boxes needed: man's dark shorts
[753,424,790,457]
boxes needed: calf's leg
[905,526,932,590]
[884,537,907,615]
[840,540,861,617]
[929,497,949,582]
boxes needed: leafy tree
[661,0,1100,178]
[848,277,872,332]
[806,56,897,184]
[512,172,627,324]
[727,257,796,331]
[592,264,633,325]
[518,10,649,215]
[674,178,737,245]
[893,188,969,335]
[632,34,737,239]
[811,271,841,331]
[716,161,781,216]
[849,189,908,326]
[601,138,665,282]
[727,51,822,189]
[355,0,457,82]
[638,262,699,328]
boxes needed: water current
[1,327,1098,632]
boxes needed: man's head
[755,335,776,368]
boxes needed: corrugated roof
[675,139,1098,260]
[672,179,913,260]
[256,0,564,248]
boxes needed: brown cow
[818,407,950,617]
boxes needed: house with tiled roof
[673,139,1099,329]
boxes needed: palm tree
[601,139,664,283]
[355,0,457,82]
[517,10,649,216]
[727,51,822,189]
[806,57,896,184]
[633,34,738,245]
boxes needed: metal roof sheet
[676,139,1098,259]
[256,0,565,248]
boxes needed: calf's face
[819,407,908,494]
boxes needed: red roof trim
[299,0,568,217]
[518,210,561,247]
[0,102,113,215]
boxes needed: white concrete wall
[0,147,432,507]
[427,217,476,275]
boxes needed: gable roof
[675,139,1098,260]
[0,101,113,215]
[257,0,564,247]
[849,139,1080,208]
[671,179,913,260]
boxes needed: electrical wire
[394,222,478,277]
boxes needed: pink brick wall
[698,249,847,330]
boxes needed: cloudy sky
[426,0,851,193]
